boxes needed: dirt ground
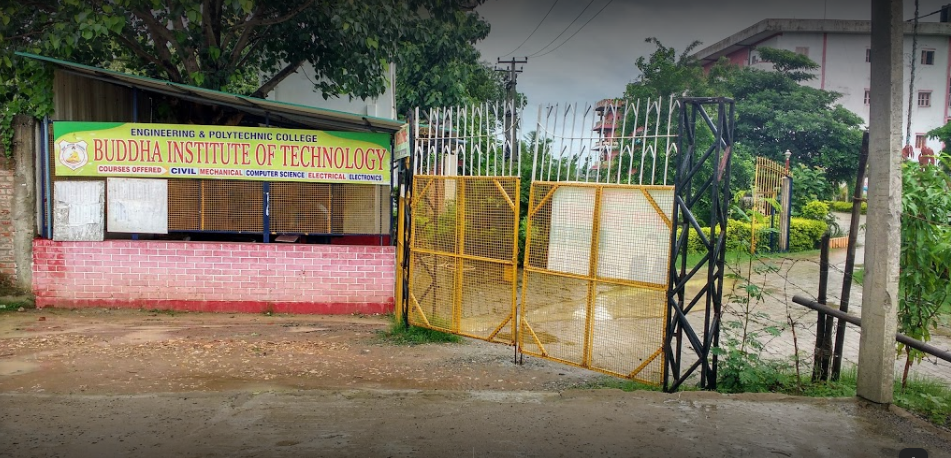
[1,308,951,458]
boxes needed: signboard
[53,122,391,185]
[394,123,410,160]
[107,178,168,234]
[53,181,104,241]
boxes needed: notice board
[107,178,168,234]
[53,181,104,241]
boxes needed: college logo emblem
[59,141,88,170]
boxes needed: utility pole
[496,57,527,164]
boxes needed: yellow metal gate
[752,156,791,252]
[519,182,674,385]
[406,175,520,343]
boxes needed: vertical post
[496,57,526,165]
[263,111,270,244]
[782,177,793,251]
[813,232,831,382]
[12,115,37,292]
[858,0,902,404]
[401,113,416,327]
[263,182,270,243]
[39,117,48,239]
[452,179,465,332]
[45,119,52,239]
[832,131,870,380]
[132,87,139,241]
[582,186,604,368]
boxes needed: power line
[906,7,943,21]
[524,0,597,58]
[500,0,560,58]
[531,0,614,58]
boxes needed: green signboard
[54,122,391,185]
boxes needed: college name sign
[54,122,391,185]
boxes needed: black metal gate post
[665,97,735,392]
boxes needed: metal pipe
[832,130,870,380]
[792,295,951,364]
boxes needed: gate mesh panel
[520,181,673,384]
[408,176,519,343]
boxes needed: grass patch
[0,300,35,314]
[377,321,461,345]
[894,375,951,426]
[685,248,821,268]
[853,267,865,285]
[572,376,666,392]
[579,360,950,427]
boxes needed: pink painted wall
[32,239,395,314]
[726,48,750,67]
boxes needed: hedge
[825,200,867,215]
[686,218,828,254]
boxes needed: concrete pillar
[12,115,36,292]
[857,0,902,404]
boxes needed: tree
[0,0,485,147]
[624,37,708,101]
[395,8,508,117]
[724,48,864,186]
[898,156,951,388]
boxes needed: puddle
[0,359,40,376]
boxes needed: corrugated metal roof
[16,52,403,133]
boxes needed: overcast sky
[474,0,949,106]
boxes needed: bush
[788,217,828,251]
[826,200,867,214]
[800,200,829,220]
[791,164,835,213]
[686,218,827,254]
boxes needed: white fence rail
[412,96,679,186]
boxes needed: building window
[865,48,871,62]
[864,90,871,105]
[916,134,927,149]
[921,49,935,65]
[795,46,809,57]
[918,91,932,107]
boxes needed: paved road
[741,212,951,384]
[2,389,950,458]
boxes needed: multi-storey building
[592,99,624,171]
[692,18,951,159]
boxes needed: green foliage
[791,165,835,213]
[396,9,513,116]
[756,47,819,81]
[622,40,861,215]
[893,375,951,426]
[722,49,865,186]
[686,218,824,254]
[572,376,671,392]
[826,200,867,214]
[715,341,794,393]
[625,37,709,101]
[800,200,829,221]
[788,217,828,251]
[898,156,951,385]
[0,0,486,149]
[0,299,34,314]
[377,321,461,345]
[927,120,951,155]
